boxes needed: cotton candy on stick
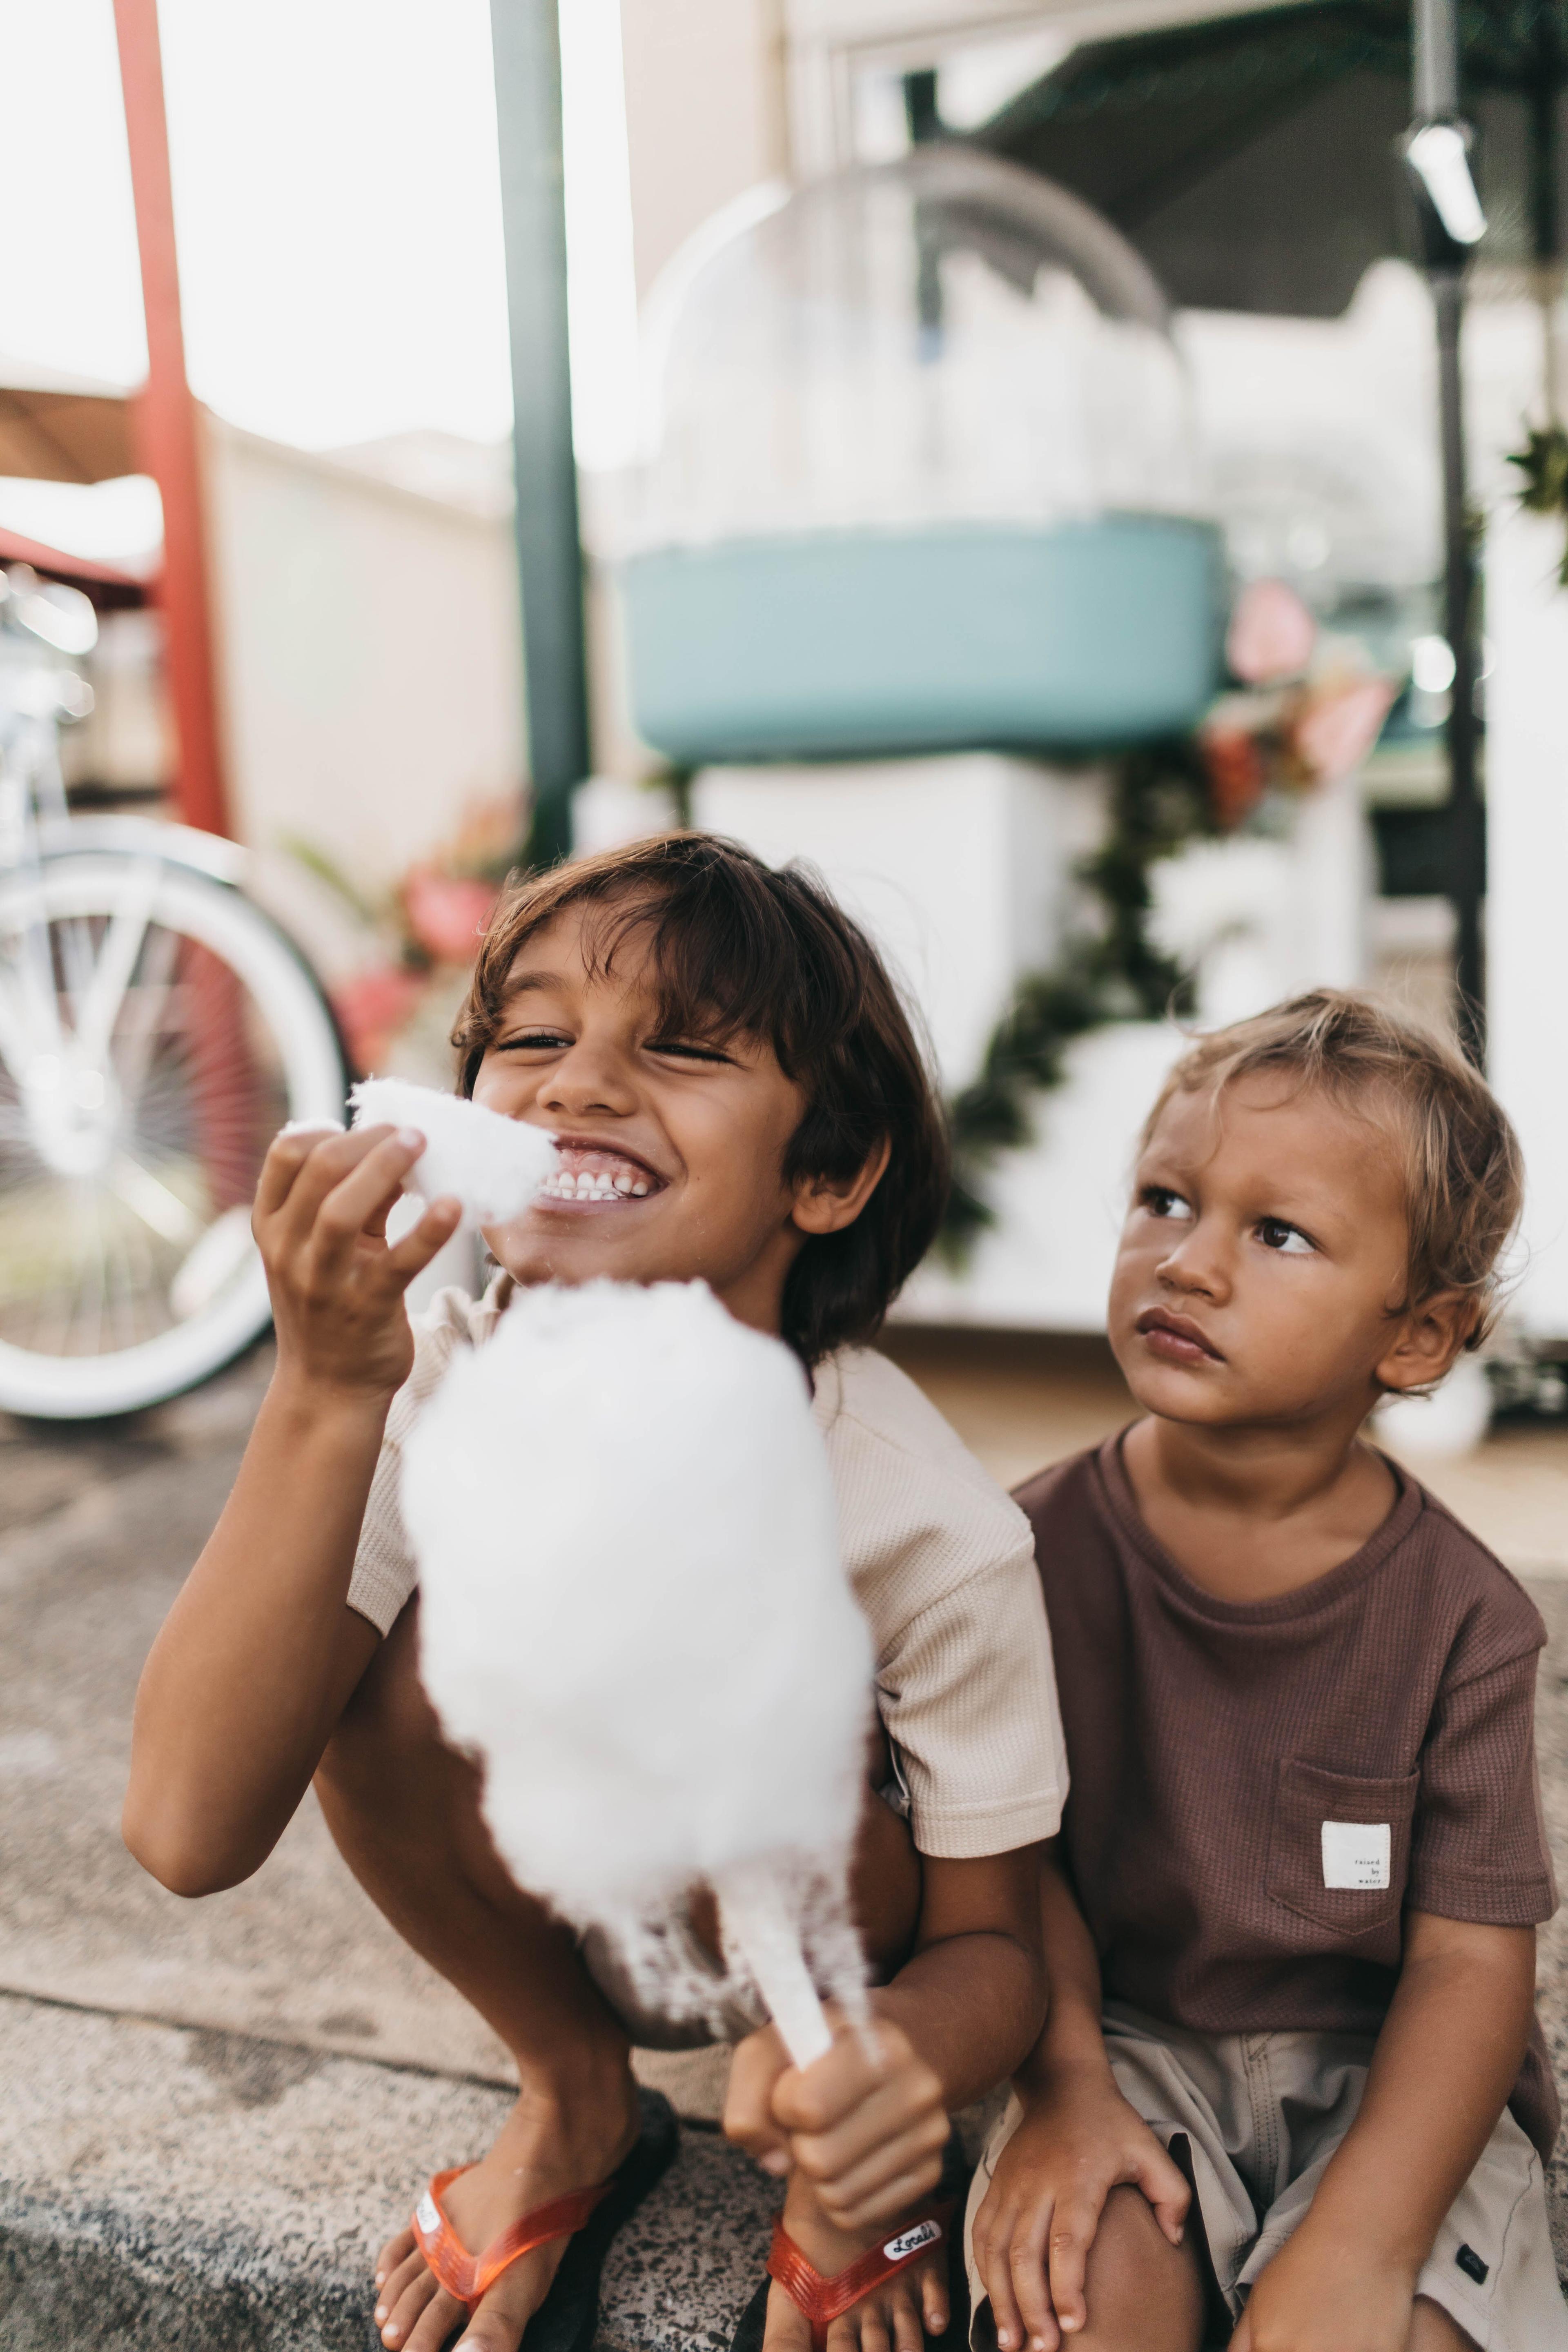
[400,1278,875,2065]
[349,1078,555,1227]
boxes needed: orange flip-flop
[412,2169,612,2310]
[739,2202,956,2352]
[406,2086,678,2345]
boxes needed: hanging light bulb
[1403,123,1487,247]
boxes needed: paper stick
[716,1858,834,2069]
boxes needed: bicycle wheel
[0,848,347,1418]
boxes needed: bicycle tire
[0,849,347,1419]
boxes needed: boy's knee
[1408,2298,1481,2352]
[327,1606,438,1758]
[848,1788,922,1975]
[1092,2181,1179,2264]
[317,1608,461,1825]
[1076,2187,1204,2350]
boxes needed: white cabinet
[1486,509,1568,1344]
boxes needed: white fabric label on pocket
[1321,1819,1391,1890]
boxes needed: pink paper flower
[1200,724,1268,829]
[1292,676,1396,784]
[403,870,501,966]
[1226,579,1317,686]
[332,967,427,1074]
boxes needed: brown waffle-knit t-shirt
[1016,1435,1559,2160]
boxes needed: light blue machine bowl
[619,150,1223,769]
[622,516,1224,764]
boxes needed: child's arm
[972,1846,1189,2350]
[1233,1909,1536,2352]
[726,1843,1048,2228]
[122,1124,459,1895]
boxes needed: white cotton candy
[401,1278,874,2047]
[349,1078,555,1226]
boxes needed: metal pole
[1410,0,1484,1058]
[1528,16,1562,422]
[489,0,590,871]
[1433,272,1484,1054]
[1412,0,1458,116]
[111,0,231,840]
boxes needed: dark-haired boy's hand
[973,2063,1189,2350]
[725,2013,950,2229]
[253,1123,460,1402]
[728,2019,953,2352]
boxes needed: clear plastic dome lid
[625,146,1206,554]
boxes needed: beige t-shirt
[348,1285,1068,1862]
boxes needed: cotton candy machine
[619,147,1224,764]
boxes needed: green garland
[940,741,1214,1253]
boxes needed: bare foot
[761,2166,951,2352]
[372,2076,642,2352]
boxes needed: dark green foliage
[939,745,1214,1254]
[1507,424,1568,586]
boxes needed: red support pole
[111,0,230,840]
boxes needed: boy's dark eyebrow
[1138,1141,1364,1229]
[496,969,562,1008]
[495,956,737,1042]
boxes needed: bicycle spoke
[108,1196,151,1352]
[81,1186,107,1361]
[74,860,160,1067]
[109,1153,201,1247]
[7,910,67,1071]
[0,949,47,1082]
[109,922,180,1108]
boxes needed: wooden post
[112,0,231,840]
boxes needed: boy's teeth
[539,1158,653,1202]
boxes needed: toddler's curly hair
[1144,990,1523,1349]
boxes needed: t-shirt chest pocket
[1265,1759,1419,1942]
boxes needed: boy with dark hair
[126,836,1067,2352]
[969,991,1564,2352]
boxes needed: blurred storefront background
[3,0,1565,1372]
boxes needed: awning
[0,526,147,608]
[0,360,139,486]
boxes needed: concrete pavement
[0,1996,778,2352]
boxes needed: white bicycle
[0,564,348,1418]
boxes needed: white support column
[1485,508,1568,1342]
[691,754,1102,1090]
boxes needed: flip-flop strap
[412,2165,612,2309]
[766,2204,953,2350]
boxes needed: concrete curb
[0,1993,785,2352]
[0,2195,374,2352]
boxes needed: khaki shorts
[964,2004,1568,2351]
